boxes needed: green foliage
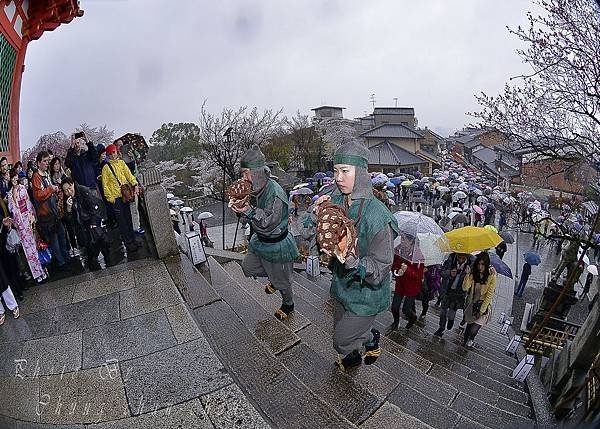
[148,122,202,162]
[262,134,294,171]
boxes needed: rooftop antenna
[393,97,398,107]
[370,93,376,109]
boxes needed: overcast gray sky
[19,0,536,150]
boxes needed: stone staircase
[191,256,537,429]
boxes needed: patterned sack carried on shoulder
[316,201,358,263]
[226,179,252,210]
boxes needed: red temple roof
[22,0,83,41]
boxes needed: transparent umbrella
[393,211,447,263]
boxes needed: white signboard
[505,335,522,355]
[512,354,535,382]
[185,232,206,265]
[306,255,320,278]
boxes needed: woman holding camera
[461,251,496,348]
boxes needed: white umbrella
[453,191,467,200]
[577,249,590,265]
[180,206,193,213]
[166,193,175,199]
[417,232,450,266]
[173,199,184,206]
[588,265,598,276]
[437,186,450,193]
[197,211,214,220]
[293,183,311,190]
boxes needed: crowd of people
[0,133,145,326]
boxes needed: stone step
[224,262,311,333]
[397,323,523,392]
[449,392,532,429]
[294,275,531,414]
[290,277,528,426]
[163,254,220,309]
[380,323,528,408]
[422,316,518,367]
[278,342,395,425]
[382,311,515,368]
[294,275,434,373]
[289,281,460,409]
[192,300,356,428]
[308,273,508,356]
[207,257,300,355]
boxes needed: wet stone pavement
[0,257,270,428]
[510,227,592,331]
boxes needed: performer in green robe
[233,145,300,320]
[316,140,398,371]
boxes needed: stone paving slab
[0,416,85,429]
[120,270,182,320]
[19,284,75,317]
[89,398,215,429]
[71,270,136,303]
[119,338,232,416]
[208,257,300,355]
[82,310,177,369]
[0,308,55,344]
[38,366,130,424]
[0,341,22,377]
[163,254,220,309]
[200,384,271,429]
[0,376,40,422]
[51,293,120,336]
[164,304,202,344]
[193,300,355,429]
[359,401,433,429]
[449,392,531,429]
[19,331,82,377]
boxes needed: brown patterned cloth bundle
[226,179,253,210]
[316,201,358,263]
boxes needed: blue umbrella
[524,250,541,266]
[489,253,513,278]
[325,171,334,178]
[314,172,326,179]
[390,177,402,185]
[386,181,396,188]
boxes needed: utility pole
[394,97,398,107]
[370,94,376,109]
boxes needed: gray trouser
[333,300,376,355]
[241,252,294,306]
[438,295,461,330]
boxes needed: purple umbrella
[489,253,513,278]
[314,172,326,180]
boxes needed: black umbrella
[499,231,514,244]
[432,199,444,208]
[452,214,469,225]
[412,197,428,204]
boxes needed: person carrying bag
[101,144,140,253]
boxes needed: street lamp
[222,127,234,250]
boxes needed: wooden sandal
[0,314,5,326]
[13,307,19,319]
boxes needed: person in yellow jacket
[461,251,496,348]
[101,144,140,252]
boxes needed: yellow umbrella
[444,226,503,254]
[401,180,413,187]
[484,225,498,233]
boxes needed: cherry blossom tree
[198,101,284,181]
[473,0,600,168]
[22,131,70,162]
